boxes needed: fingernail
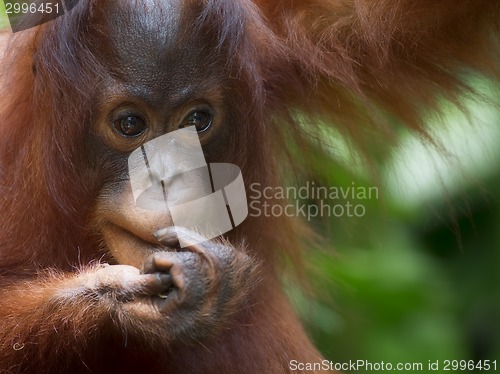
[154,228,169,238]
[158,273,172,285]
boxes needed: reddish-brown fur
[0,1,499,373]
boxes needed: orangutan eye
[179,110,212,133]
[113,115,147,137]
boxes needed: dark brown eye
[113,115,147,137]
[180,110,212,133]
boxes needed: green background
[291,85,500,373]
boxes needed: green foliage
[0,2,8,29]
[291,86,500,373]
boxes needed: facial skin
[68,0,253,341]
[87,0,231,267]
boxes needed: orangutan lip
[104,222,178,260]
[101,222,162,267]
[107,222,161,248]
